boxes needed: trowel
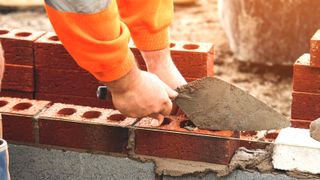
[97,77,290,131]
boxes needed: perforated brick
[134,117,239,164]
[127,41,213,79]
[38,103,136,153]
[0,29,45,65]
[293,54,320,94]
[0,97,50,143]
[310,30,320,67]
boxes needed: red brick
[34,34,214,78]
[130,41,214,78]
[291,119,311,129]
[0,29,45,65]
[35,93,114,109]
[0,90,34,99]
[310,30,320,67]
[293,54,320,94]
[38,103,136,153]
[291,91,320,121]
[34,32,81,70]
[0,97,50,143]
[239,130,277,150]
[4,46,33,65]
[36,68,100,97]
[134,117,239,164]
[2,64,34,92]
[239,140,269,150]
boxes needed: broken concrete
[273,128,320,174]
[310,118,320,142]
[133,155,230,177]
[229,145,274,173]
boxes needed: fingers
[160,99,173,117]
[149,114,164,127]
[163,83,178,100]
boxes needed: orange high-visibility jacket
[45,0,173,82]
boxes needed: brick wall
[291,30,320,129]
[0,28,279,166]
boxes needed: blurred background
[2,0,319,119]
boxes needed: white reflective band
[45,0,111,14]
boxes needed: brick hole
[170,43,176,48]
[57,108,76,116]
[265,131,279,139]
[49,36,59,41]
[82,111,101,119]
[180,120,196,130]
[183,44,199,50]
[15,32,32,37]
[108,114,126,121]
[241,131,258,136]
[0,30,9,35]
[161,118,171,125]
[12,102,32,111]
[0,100,8,107]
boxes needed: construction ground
[0,0,292,119]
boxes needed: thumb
[163,83,178,100]
[149,114,164,127]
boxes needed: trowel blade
[174,77,290,131]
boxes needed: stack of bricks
[0,29,45,99]
[0,28,214,108]
[291,30,320,129]
[0,96,281,165]
[0,96,239,165]
[0,28,248,165]
[33,32,108,108]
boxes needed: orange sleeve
[117,0,174,51]
[44,0,135,82]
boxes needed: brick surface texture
[291,30,320,129]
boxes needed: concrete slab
[273,128,320,174]
[9,144,155,180]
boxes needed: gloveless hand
[106,63,178,118]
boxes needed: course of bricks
[0,29,214,107]
[0,28,279,166]
[291,30,320,129]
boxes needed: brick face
[291,119,311,129]
[131,41,214,79]
[293,54,320,94]
[134,117,239,164]
[291,91,320,121]
[35,93,113,108]
[310,30,320,67]
[0,29,45,65]
[39,120,130,153]
[2,64,34,92]
[36,68,100,97]
[34,32,81,70]
[0,97,50,143]
[0,90,34,99]
[38,103,136,153]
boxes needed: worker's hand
[105,64,178,119]
[141,47,187,116]
[141,47,187,90]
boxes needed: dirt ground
[0,0,292,118]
